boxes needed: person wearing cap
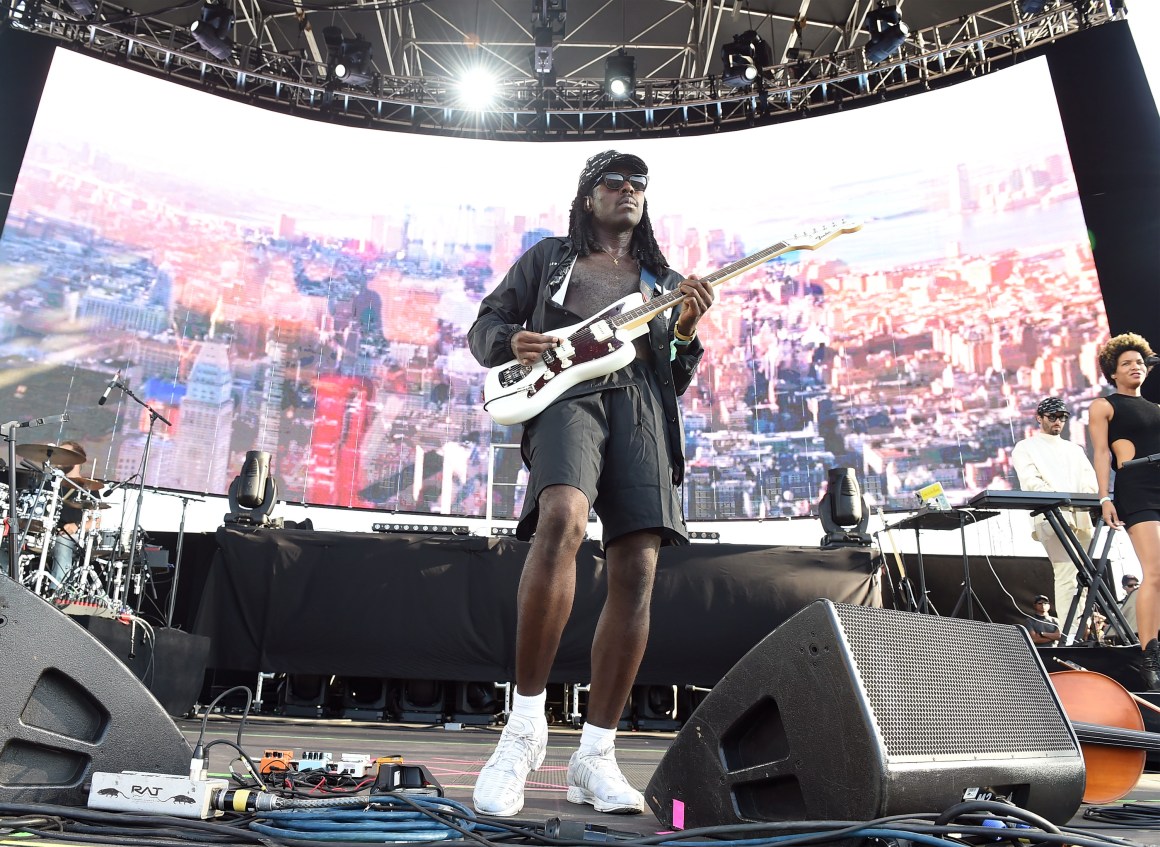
[468,150,714,817]
[1010,397,1098,642]
[1090,332,1160,687]
[1025,594,1062,646]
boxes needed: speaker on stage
[645,600,1085,828]
[0,574,192,805]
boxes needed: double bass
[1051,664,1160,803]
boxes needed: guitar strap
[639,267,658,299]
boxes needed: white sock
[511,690,547,723]
[579,721,616,753]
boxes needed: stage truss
[2,0,1121,138]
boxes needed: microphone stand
[111,382,171,609]
[147,488,205,628]
[1,414,70,582]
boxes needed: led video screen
[0,50,1107,519]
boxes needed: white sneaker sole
[565,785,644,814]
[472,745,547,817]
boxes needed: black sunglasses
[1043,412,1069,422]
[599,172,648,192]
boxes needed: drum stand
[0,413,69,581]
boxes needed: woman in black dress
[1090,333,1160,688]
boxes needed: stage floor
[187,714,1160,845]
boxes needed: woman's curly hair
[1097,332,1155,381]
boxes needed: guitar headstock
[783,219,863,253]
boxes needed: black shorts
[516,360,687,547]
[1123,509,1160,528]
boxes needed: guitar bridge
[498,364,529,388]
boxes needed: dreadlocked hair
[1098,332,1155,381]
[566,196,669,274]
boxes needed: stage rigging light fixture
[533,26,554,75]
[190,0,234,62]
[604,49,636,100]
[63,0,95,19]
[1019,0,1049,14]
[720,30,771,88]
[864,5,909,64]
[323,26,374,88]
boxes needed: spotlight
[720,30,771,88]
[818,467,872,548]
[190,0,234,62]
[604,49,636,100]
[323,26,374,87]
[225,450,281,527]
[457,66,498,110]
[1018,0,1049,13]
[864,5,909,64]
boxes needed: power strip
[88,771,229,819]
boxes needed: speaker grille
[835,604,1077,759]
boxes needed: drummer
[50,440,90,586]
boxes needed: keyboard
[966,490,1100,511]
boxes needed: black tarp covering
[193,527,880,684]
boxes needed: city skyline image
[0,49,1109,520]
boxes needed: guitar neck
[614,240,795,332]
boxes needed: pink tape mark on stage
[672,799,685,830]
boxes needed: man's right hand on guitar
[511,331,561,367]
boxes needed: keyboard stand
[1037,505,1136,645]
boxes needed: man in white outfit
[1011,397,1098,643]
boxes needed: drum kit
[2,442,145,615]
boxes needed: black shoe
[1143,639,1160,691]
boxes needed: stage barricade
[191,526,881,685]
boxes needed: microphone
[98,371,121,406]
[1146,355,1160,368]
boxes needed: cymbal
[16,443,84,468]
[66,477,105,492]
[62,490,111,509]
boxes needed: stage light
[372,523,470,535]
[457,66,498,110]
[1019,0,1049,14]
[533,26,554,74]
[720,30,771,88]
[864,5,909,64]
[818,467,872,548]
[190,0,234,63]
[323,26,374,88]
[604,50,636,100]
[225,450,281,527]
[64,0,95,19]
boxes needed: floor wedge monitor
[646,600,1085,827]
[0,573,192,804]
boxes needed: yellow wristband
[673,326,696,343]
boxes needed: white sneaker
[566,741,644,814]
[472,714,548,817]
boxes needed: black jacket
[468,236,704,484]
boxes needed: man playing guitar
[467,150,714,817]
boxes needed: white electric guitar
[482,220,862,426]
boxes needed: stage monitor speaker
[645,600,1085,828]
[0,574,192,805]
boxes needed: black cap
[577,150,648,196]
[1034,594,1050,603]
[1036,397,1067,417]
